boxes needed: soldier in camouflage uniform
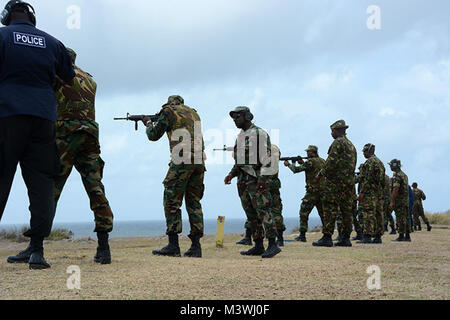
[313,120,357,247]
[383,174,397,234]
[225,107,281,258]
[145,96,206,258]
[238,145,286,247]
[411,183,432,232]
[53,48,113,264]
[284,145,325,242]
[357,144,386,244]
[351,166,364,241]
[389,159,412,242]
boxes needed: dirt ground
[0,227,449,300]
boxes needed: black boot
[414,225,418,231]
[184,234,202,258]
[7,243,32,263]
[390,227,397,235]
[393,233,405,242]
[236,228,253,246]
[295,231,307,242]
[94,232,111,264]
[351,232,363,241]
[153,233,181,257]
[262,238,282,258]
[277,230,284,247]
[240,239,265,256]
[384,224,388,232]
[357,234,372,244]
[28,237,51,270]
[335,235,352,247]
[372,235,382,244]
[404,233,411,242]
[427,223,432,232]
[312,234,333,247]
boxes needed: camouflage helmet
[305,145,318,153]
[229,106,254,121]
[388,159,402,169]
[66,47,76,63]
[362,143,375,153]
[330,120,349,130]
[167,95,184,105]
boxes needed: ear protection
[1,0,36,26]
[244,110,254,121]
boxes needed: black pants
[0,115,60,238]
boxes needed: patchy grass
[426,210,450,226]
[0,228,448,300]
[0,228,73,242]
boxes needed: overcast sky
[1,0,449,228]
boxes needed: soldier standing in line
[412,182,432,232]
[284,145,325,243]
[51,48,114,264]
[313,120,357,248]
[145,95,206,258]
[389,159,412,242]
[224,107,281,258]
[383,174,397,234]
[357,144,386,244]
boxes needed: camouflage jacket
[359,155,386,196]
[383,175,391,200]
[412,188,426,206]
[229,124,272,181]
[55,65,98,138]
[391,170,409,206]
[146,103,205,165]
[321,135,357,187]
[288,156,325,193]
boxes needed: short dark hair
[412,182,418,187]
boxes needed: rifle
[114,113,161,131]
[280,156,309,163]
[213,145,234,152]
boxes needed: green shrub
[426,210,450,225]
[0,227,74,242]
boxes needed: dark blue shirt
[0,20,75,122]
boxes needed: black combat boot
[413,225,418,231]
[236,228,253,246]
[357,234,372,244]
[312,234,333,247]
[351,232,363,241]
[94,232,111,264]
[372,235,382,244]
[240,239,265,256]
[277,230,284,247]
[384,224,388,232]
[335,235,352,247]
[390,226,397,235]
[404,233,411,242]
[7,243,32,263]
[152,233,181,257]
[184,234,202,258]
[426,223,432,232]
[28,237,51,270]
[295,231,307,242]
[262,238,281,258]
[393,233,405,242]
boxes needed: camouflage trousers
[412,203,429,227]
[393,203,410,234]
[361,193,384,236]
[163,163,205,237]
[322,182,354,237]
[54,132,113,233]
[383,198,395,229]
[238,175,278,240]
[352,199,362,234]
[244,186,286,232]
[299,191,324,233]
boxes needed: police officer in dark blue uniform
[0,0,75,269]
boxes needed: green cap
[330,120,349,130]
[168,95,184,105]
[305,145,318,153]
[362,143,375,153]
[66,47,76,63]
[229,106,254,120]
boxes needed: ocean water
[1,217,321,239]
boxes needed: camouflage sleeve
[421,190,426,201]
[146,107,173,141]
[322,140,341,177]
[288,162,309,174]
[392,174,401,189]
